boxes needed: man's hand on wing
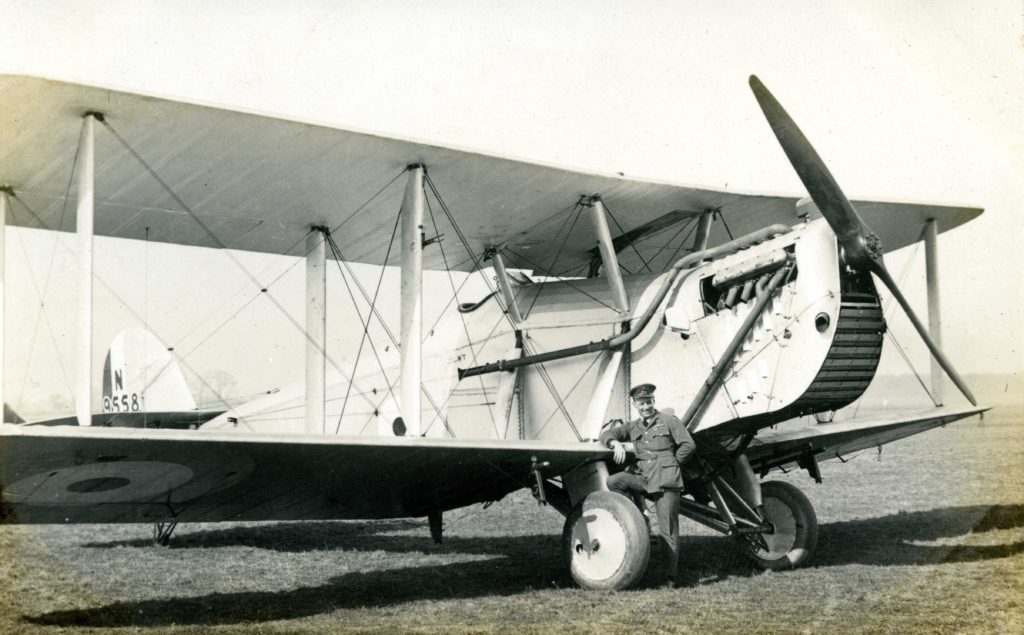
[609,440,633,464]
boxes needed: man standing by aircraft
[600,383,696,585]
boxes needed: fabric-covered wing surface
[746,406,988,474]
[0,75,981,275]
[0,424,607,524]
[23,411,225,429]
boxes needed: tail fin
[3,403,24,424]
[102,328,196,414]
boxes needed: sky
[1,0,1021,416]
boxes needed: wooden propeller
[749,75,976,406]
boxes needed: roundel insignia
[4,461,195,505]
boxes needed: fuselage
[206,218,884,447]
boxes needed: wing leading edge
[0,407,989,524]
[0,75,982,276]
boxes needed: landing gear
[743,481,818,570]
[153,520,178,546]
[562,491,650,590]
[428,510,443,544]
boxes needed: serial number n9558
[103,393,140,413]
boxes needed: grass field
[2,406,1022,634]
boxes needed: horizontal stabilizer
[23,411,224,429]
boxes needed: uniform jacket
[599,410,696,493]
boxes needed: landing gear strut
[153,520,178,546]
[742,481,818,570]
[428,510,443,544]
[677,476,819,570]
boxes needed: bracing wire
[523,342,583,441]
[173,168,406,360]
[334,204,403,432]
[169,229,314,353]
[661,218,701,271]
[848,241,921,419]
[322,231,453,437]
[882,241,921,319]
[601,201,654,273]
[532,351,603,438]
[886,330,939,406]
[424,191,499,437]
[144,172,406,408]
[10,126,82,412]
[328,169,408,236]
[422,173,573,438]
[504,246,619,311]
[718,210,735,241]
[646,216,697,271]
[423,271,476,338]
[550,259,597,279]
[520,203,585,317]
[11,217,74,410]
[100,119,383,415]
[7,191,249,421]
[329,246,452,437]
[423,174,522,337]
[422,293,513,437]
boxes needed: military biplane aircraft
[0,74,987,589]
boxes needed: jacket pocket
[656,455,683,488]
[657,456,680,469]
[647,432,673,452]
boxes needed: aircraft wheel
[744,481,818,570]
[562,491,650,590]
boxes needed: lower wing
[0,425,606,524]
[746,405,989,475]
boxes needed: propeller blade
[872,262,977,406]
[748,75,882,267]
[749,74,976,407]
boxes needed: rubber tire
[744,480,818,570]
[562,491,651,590]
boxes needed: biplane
[0,74,987,589]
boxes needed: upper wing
[746,405,989,475]
[0,424,607,524]
[0,75,981,275]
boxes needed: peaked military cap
[628,383,656,399]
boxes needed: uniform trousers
[606,471,680,581]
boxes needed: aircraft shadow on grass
[29,536,574,628]
[29,503,1024,628]
[81,518,429,551]
[812,502,1024,567]
[678,503,1024,576]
